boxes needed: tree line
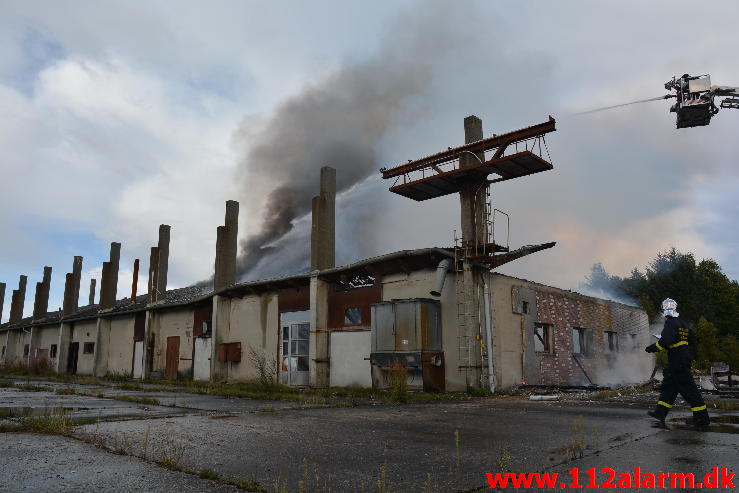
[583,248,739,371]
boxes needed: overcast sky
[1,1,738,321]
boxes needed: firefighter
[645,298,709,428]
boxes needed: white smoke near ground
[595,351,655,387]
[594,315,663,387]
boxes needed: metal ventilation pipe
[430,259,452,297]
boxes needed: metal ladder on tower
[453,232,472,378]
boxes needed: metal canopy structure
[389,150,553,201]
[381,116,556,185]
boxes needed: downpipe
[429,259,451,297]
[482,274,495,393]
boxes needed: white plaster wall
[330,330,372,388]
[107,316,135,376]
[36,326,60,363]
[381,269,464,391]
[490,274,525,390]
[226,293,279,382]
[154,308,195,378]
[71,320,98,375]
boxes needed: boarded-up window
[217,342,241,362]
[134,312,146,342]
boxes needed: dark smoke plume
[233,7,463,280]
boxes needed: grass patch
[15,384,54,392]
[117,383,144,391]
[54,388,76,395]
[592,389,620,400]
[198,468,220,480]
[0,381,14,388]
[112,395,160,406]
[0,409,73,435]
[709,400,739,411]
[225,475,267,492]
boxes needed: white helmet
[661,298,679,318]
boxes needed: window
[83,342,95,354]
[23,344,29,357]
[534,323,552,353]
[572,328,589,355]
[604,331,618,352]
[344,307,362,326]
[522,301,529,314]
[629,334,638,350]
[50,344,58,359]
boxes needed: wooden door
[165,336,180,380]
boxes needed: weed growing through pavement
[454,429,462,474]
[198,468,220,480]
[565,415,585,460]
[388,362,408,403]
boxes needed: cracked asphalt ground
[1,380,738,492]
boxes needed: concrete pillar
[88,279,96,306]
[131,259,139,302]
[459,116,486,389]
[9,275,27,324]
[100,244,120,310]
[308,275,330,387]
[148,247,160,303]
[310,166,336,271]
[214,201,239,291]
[71,256,83,310]
[32,266,52,320]
[56,321,72,373]
[210,295,231,381]
[94,317,111,377]
[0,282,5,324]
[156,226,170,298]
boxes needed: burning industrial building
[0,115,653,391]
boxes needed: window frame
[83,342,95,354]
[534,322,553,353]
[343,306,363,327]
[603,331,619,352]
[571,327,589,355]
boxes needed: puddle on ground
[665,437,704,445]
[0,406,87,418]
[673,456,699,465]
[665,415,739,434]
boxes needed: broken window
[344,307,362,326]
[83,342,95,354]
[604,331,618,352]
[571,327,589,355]
[534,323,552,353]
[50,344,58,359]
[23,344,29,357]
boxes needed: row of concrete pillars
[2,164,338,327]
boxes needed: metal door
[193,337,211,381]
[165,336,180,380]
[279,311,310,386]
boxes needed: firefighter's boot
[647,403,670,423]
[685,407,710,428]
